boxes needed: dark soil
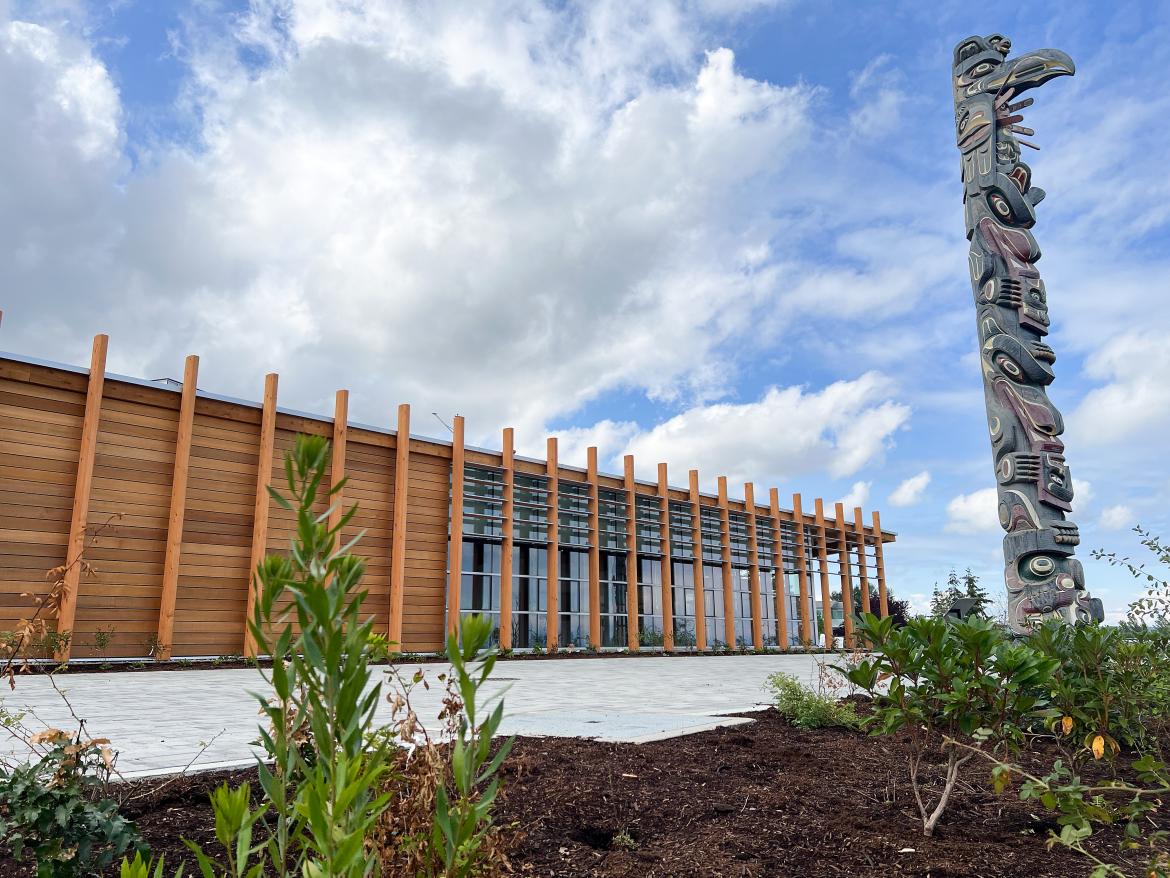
[1,710,1154,877]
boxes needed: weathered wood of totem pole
[952,34,1103,632]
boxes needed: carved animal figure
[952,34,1102,632]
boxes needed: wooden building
[0,335,895,660]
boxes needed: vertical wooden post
[545,438,559,650]
[745,483,763,651]
[689,470,707,652]
[813,499,834,649]
[873,510,889,618]
[155,354,199,660]
[389,404,411,645]
[446,415,465,637]
[792,494,814,648]
[243,373,278,658]
[717,476,735,648]
[55,334,108,661]
[623,455,638,650]
[769,488,789,649]
[834,501,855,648]
[657,463,674,652]
[499,428,515,650]
[327,390,349,533]
[853,506,871,616]
[586,447,601,649]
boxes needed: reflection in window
[460,540,501,644]
[558,481,590,547]
[732,567,752,647]
[598,489,628,550]
[462,466,504,537]
[668,502,693,559]
[558,548,590,647]
[599,551,629,647]
[635,495,662,555]
[637,556,663,647]
[670,560,697,647]
[702,563,725,648]
[700,507,722,563]
[513,474,549,542]
[512,544,546,649]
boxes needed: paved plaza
[1,653,830,777]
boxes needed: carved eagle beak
[999,49,1075,93]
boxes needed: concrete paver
[0,653,833,777]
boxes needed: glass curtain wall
[458,465,504,640]
[512,474,549,648]
[635,495,664,646]
[729,512,751,647]
[699,506,725,648]
[668,501,696,647]
[756,515,778,647]
[558,481,591,647]
[599,551,628,646]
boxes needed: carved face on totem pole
[952,35,1101,631]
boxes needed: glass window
[700,507,723,563]
[511,544,547,649]
[558,481,591,547]
[599,551,629,647]
[669,501,694,560]
[460,465,504,538]
[513,474,549,543]
[635,495,662,555]
[702,563,725,648]
[598,488,628,550]
[637,556,663,647]
[558,547,590,647]
[728,512,750,566]
[732,567,752,648]
[670,560,697,647]
[459,539,501,644]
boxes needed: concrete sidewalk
[0,653,831,777]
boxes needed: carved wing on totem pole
[951,34,1103,632]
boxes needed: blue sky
[2,0,1169,618]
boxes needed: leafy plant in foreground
[0,728,143,878]
[764,671,861,730]
[182,434,393,878]
[845,613,1058,836]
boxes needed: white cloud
[1098,504,1134,531]
[1071,332,1170,445]
[889,470,930,507]
[945,487,1000,534]
[621,372,909,487]
[1,2,824,444]
[834,480,871,510]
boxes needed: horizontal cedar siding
[172,407,260,656]
[342,439,394,629]
[402,447,449,651]
[74,387,179,657]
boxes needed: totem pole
[951,34,1103,632]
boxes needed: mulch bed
[2,709,1154,877]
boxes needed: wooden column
[813,499,834,649]
[499,428,515,650]
[689,470,707,652]
[717,476,734,648]
[745,483,763,651]
[853,506,871,616]
[623,455,638,650]
[834,501,855,648]
[388,404,411,645]
[657,463,674,652]
[586,447,602,649]
[769,488,789,649]
[792,494,814,647]
[446,415,465,637]
[545,437,559,650]
[327,390,349,533]
[55,334,108,661]
[873,510,889,618]
[243,373,278,658]
[155,354,199,660]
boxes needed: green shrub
[764,672,861,730]
[845,613,1058,836]
[0,729,144,878]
